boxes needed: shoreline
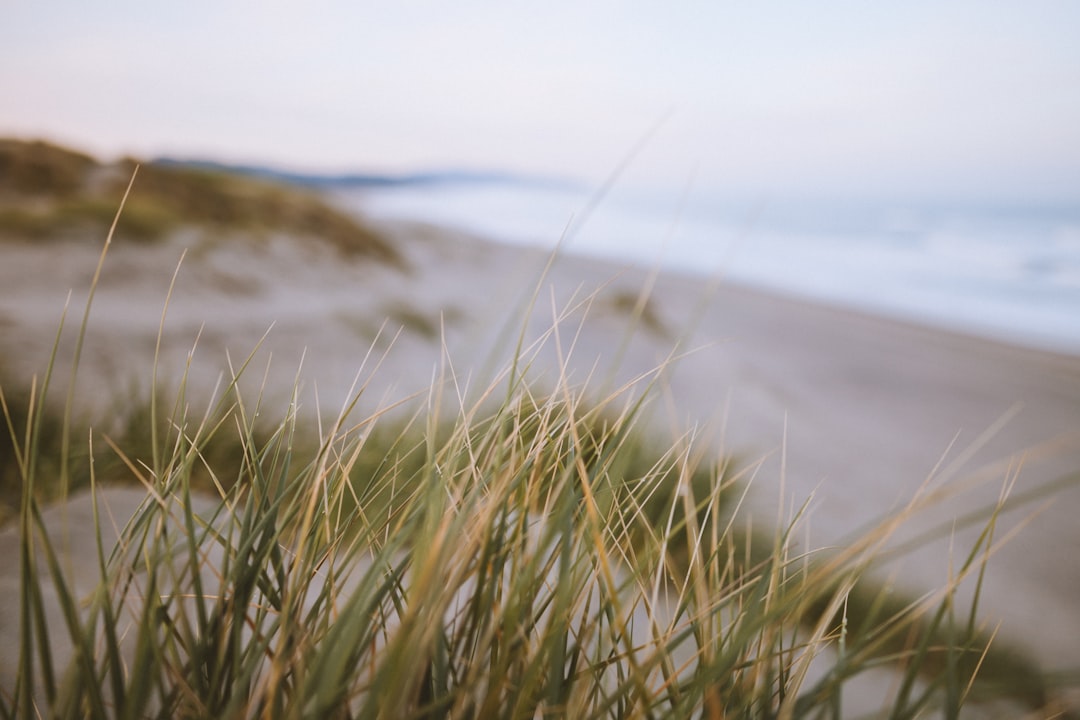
[552,236,1080,362]
[338,182,1080,360]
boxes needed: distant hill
[150,157,577,192]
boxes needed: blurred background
[3,1,1078,352]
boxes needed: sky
[3,2,1080,205]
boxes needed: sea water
[332,182,1080,356]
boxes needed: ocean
[331,181,1080,356]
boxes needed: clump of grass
[0,182,1074,719]
[0,197,180,243]
[4,359,1065,718]
[0,374,273,521]
[379,302,457,341]
[603,289,671,339]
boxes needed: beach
[2,216,1079,696]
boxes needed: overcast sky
[3,2,1079,204]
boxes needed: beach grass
[0,164,1074,719]
[1,344,1060,719]
[0,138,402,265]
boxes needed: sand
[1,218,1078,698]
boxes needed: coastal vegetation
[0,140,1072,718]
[0,138,402,264]
[3,342,1056,718]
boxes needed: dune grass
[0,138,402,265]
[0,172,1075,719]
[0,138,96,196]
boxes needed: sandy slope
[1,219,1078,691]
